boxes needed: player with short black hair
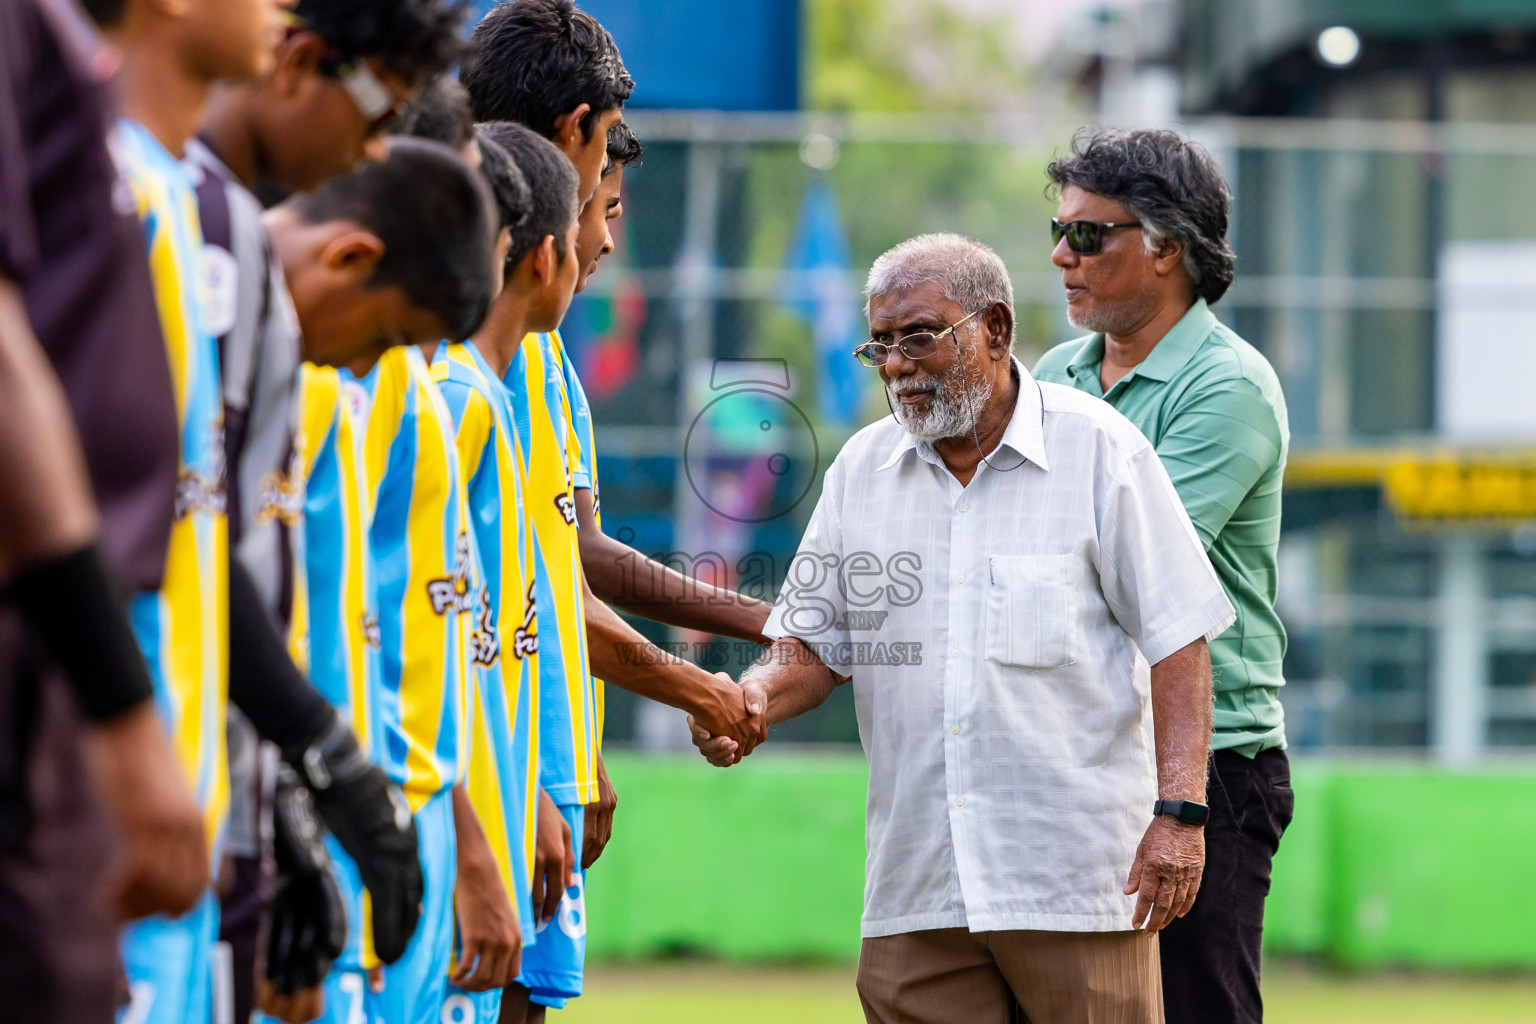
[284,137,499,353]
[193,8,476,1008]
[482,122,580,271]
[462,0,633,208]
[263,135,500,1024]
[475,119,764,1024]
[422,123,543,1024]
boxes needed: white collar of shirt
[874,356,1052,474]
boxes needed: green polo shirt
[1034,299,1289,757]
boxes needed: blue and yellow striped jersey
[432,340,539,939]
[545,331,606,741]
[115,119,229,860]
[289,364,380,755]
[505,332,597,807]
[358,345,475,811]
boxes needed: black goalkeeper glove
[281,711,423,964]
[265,764,347,995]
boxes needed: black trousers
[1160,748,1293,1024]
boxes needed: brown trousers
[857,928,1163,1024]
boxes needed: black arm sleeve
[7,543,154,720]
[228,558,333,749]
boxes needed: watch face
[1180,802,1210,825]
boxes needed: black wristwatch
[1153,799,1210,827]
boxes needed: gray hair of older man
[1045,127,1236,304]
[863,233,1016,349]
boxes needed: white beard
[887,360,993,442]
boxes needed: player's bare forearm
[449,784,520,989]
[1148,637,1213,801]
[0,279,99,578]
[581,576,758,744]
[574,489,772,644]
[451,784,497,875]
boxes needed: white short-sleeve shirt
[763,360,1235,937]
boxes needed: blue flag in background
[782,179,864,427]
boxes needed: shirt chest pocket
[984,554,1078,670]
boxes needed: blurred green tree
[805,0,1032,113]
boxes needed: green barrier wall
[588,752,1536,966]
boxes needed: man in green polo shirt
[1034,127,1292,1024]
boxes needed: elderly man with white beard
[690,233,1236,1024]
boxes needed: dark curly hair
[461,0,634,142]
[294,0,468,85]
[1046,128,1236,304]
[605,120,642,173]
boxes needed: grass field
[557,961,1536,1023]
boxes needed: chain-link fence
[570,110,1536,757]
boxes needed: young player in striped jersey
[264,140,501,1024]
[474,120,762,1022]
[192,8,465,1014]
[464,9,773,1015]
[103,1,285,1020]
[429,129,541,1024]
[99,6,480,1022]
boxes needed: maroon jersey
[0,2,181,1020]
[0,0,179,589]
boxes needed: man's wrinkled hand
[530,788,574,926]
[84,702,209,920]
[1124,814,1204,932]
[582,755,617,870]
[687,678,768,767]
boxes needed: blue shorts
[313,788,457,1024]
[519,804,586,1009]
[440,986,501,1023]
[118,888,220,1024]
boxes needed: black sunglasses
[1050,218,1143,255]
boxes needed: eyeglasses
[335,61,409,135]
[853,309,983,368]
[1050,218,1143,255]
[285,19,410,136]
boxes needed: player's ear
[552,105,593,153]
[532,235,557,286]
[320,228,386,282]
[271,30,325,97]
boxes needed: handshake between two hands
[688,675,770,767]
